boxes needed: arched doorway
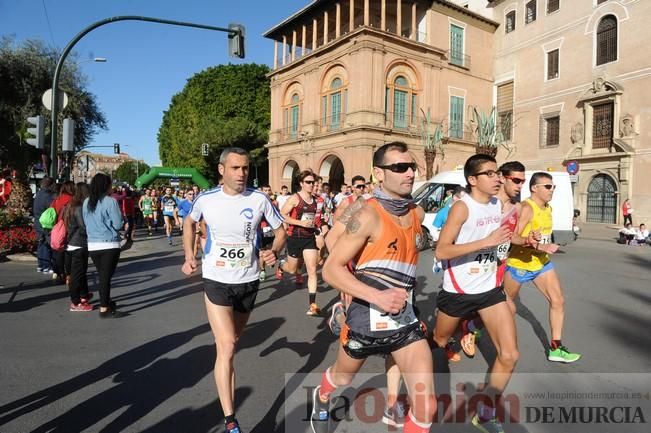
[319,154,345,192]
[282,160,300,192]
[586,174,617,223]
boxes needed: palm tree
[469,106,511,157]
[420,108,444,179]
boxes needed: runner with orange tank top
[310,142,435,433]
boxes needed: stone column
[273,40,278,69]
[282,35,287,66]
[381,0,386,30]
[291,30,297,62]
[336,3,341,38]
[364,0,369,26]
[324,11,329,44]
[350,0,355,30]
[312,18,318,50]
[397,0,402,36]
[302,25,307,56]
[411,2,417,40]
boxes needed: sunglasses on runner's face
[376,162,417,173]
[473,170,498,178]
[354,184,365,189]
[504,175,526,185]
[303,179,315,185]
[536,184,556,190]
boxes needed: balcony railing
[447,50,471,69]
[319,113,348,132]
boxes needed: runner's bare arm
[331,196,350,224]
[415,205,425,223]
[323,205,407,314]
[514,203,541,248]
[182,215,198,275]
[435,201,511,261]
[280,195,307,227]
[263,225,288,265]
[325,198,364,251]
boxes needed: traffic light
[114,143,120,154]
[26,115,44,149]
[228,23,245,59]
[201,142,209,156]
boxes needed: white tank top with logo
[442,194,502,295]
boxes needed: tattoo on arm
[346,212,362,234]
[339,199,365,226]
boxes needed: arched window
[596,15,617,65]
[283,92,302,138]
[322,77,347,130]
[386,75,418,129]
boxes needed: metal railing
[319,113,348,132]
[447,50,471,69]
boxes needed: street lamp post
[49,16,244,177]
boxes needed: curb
[2,252,37,262]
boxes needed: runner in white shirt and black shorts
[433,154,518,433]
[181,147,287,433]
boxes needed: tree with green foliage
[157,63,270,183]
[0,37,107,176]
[114,160,150,186]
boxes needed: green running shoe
[472,414,505,433]
[548,346,581,363]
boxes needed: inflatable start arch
[134,167,211,190]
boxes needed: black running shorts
[204,278,259,313]
[436,286,506,318]
[341,322,427,360]
[286,236,317,258]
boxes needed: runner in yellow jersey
[504,172,581,363]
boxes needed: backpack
[50,218,68,251]
[39,207,57,229]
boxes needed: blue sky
[0,0,308,166]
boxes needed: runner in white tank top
[432,154,519,433]
[442,194,502,295]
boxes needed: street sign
[42,88,69,110]
[566,160,579,175]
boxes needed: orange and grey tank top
[287,193,317,238]
[347,199,422,337]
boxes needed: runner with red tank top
[279,170,323,316]
[456,161,534,359]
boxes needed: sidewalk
[577,222,621,242]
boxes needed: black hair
[262,184,271,189]
[463,154,497,185]
[373,141,409,167]
[452,185,467,196]
[64,182,90,227]
[529,172,553,192]
[322,182,330,188]
[498,161,525,176]
[351,175,366,184]
[87,173,112,212]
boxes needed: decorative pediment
[578,77,623,104]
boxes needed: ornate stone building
[71,151,138,184]
[264,0,500,191]
[484,0,650,224]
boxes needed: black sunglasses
[536,183,556,190]
[376,162,417,173]
[303,180,315,185]
[504,175,525,185]
[354,184,365,189]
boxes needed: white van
[412,169,576,249]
